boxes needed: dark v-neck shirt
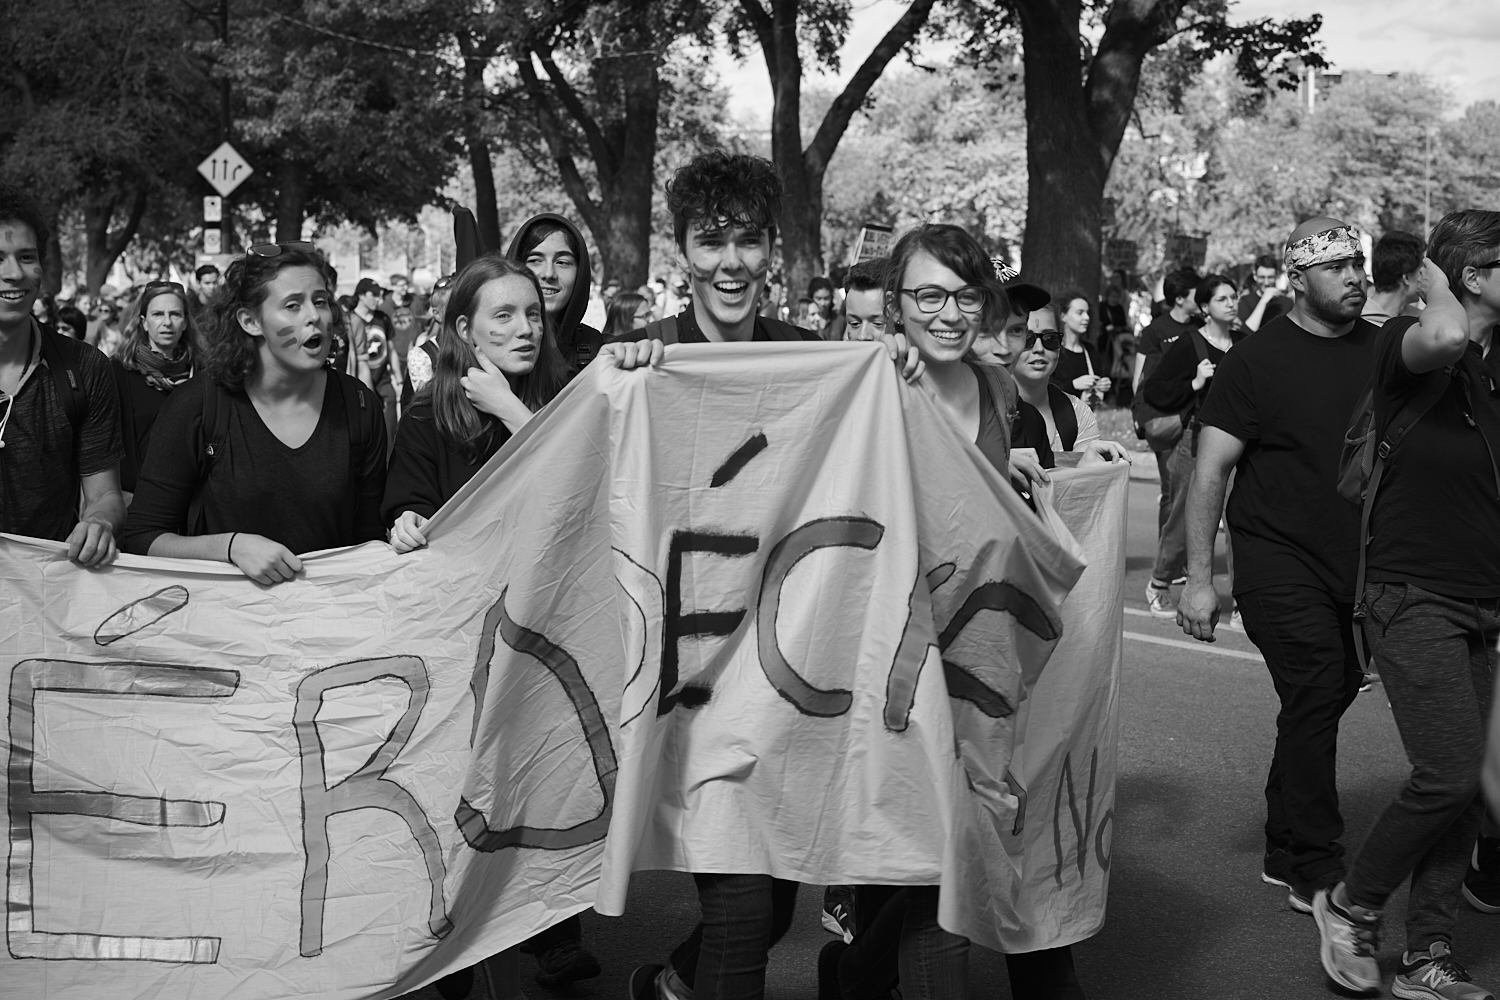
[121,373,387,555]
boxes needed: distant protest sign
[3,344,1098,999]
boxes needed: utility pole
[1424,126,1434,239]
[219,0,235,253]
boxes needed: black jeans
[1236,583,1364,883]
[1345,583,1500,951]
[668,874,798,1000]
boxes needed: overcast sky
[713,0,1500,122]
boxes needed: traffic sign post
[198,143,251,258]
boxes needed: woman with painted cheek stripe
[119,245,388,585]
[1009,305,1103,455]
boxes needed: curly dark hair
[667,150,782,250]
[202,247,341,393]
[0,181,50,259]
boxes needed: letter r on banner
[6,660,238,963]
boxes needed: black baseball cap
[355,277,388,297]
[1003,281,1050,314]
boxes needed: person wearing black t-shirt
[1178,217,1378,916]
[1050,291,1109,406]
[120,245,387,583]
[1238,254,1292,333]
[1142,275,1242,619]
[1312,213,1500,999]
[1132,269,1201,537]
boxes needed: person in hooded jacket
[508,213,604,378]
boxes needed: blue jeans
[837,886,968,1000]
[668,874,799,1000]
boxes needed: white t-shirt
[1049,393,1099,454]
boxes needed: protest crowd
[2,131,1499,1000]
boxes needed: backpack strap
[658,315,679,345]
[35,323,88,435]
[342,374,372,456]
[1351,366,1453,669]
[1047,383,1079,451]
[185,378,231,536]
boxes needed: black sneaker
[1289,871,1342,915]
[534,939,600,988]
[1262,848,1294,890]
[822,885,856,943]
[628,964,665,1000]
[1464,837,1500,914]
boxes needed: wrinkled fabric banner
[2,344,1090,1000]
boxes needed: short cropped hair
[1253,253,1278,272]
[667,150,782,251]
[1428,210,1500,303]
[1163,268,1199,306]
[844,257,887,294]
[0,181,50,259]
[1371,230,1426,293]
[195,263,221,281]
[808,276,834,298]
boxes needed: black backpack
[36,325,90,437]
[184,375,374,534]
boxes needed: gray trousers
[1345,581,1500,951]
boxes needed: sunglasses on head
[247,241,317,258]
[433,274,456,290]
[143,280,187,296]
[1025,330,1062,352]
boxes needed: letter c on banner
[756,516,883,717]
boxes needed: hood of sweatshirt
[506,213,595,350]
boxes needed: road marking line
[1123,630,1264,662]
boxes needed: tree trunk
[589,47,659,288]
[42,216,62,297]
[1015,0,1106,299]
[458,31,503,252]
[83,188,147,294]
[275,157,309,242]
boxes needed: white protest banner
[3,344,1089,1000]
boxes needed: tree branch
[515,56,601,226]
[1085,0,1185,167]
[106,187,149,262]
[805,0,936,175]
[532,43,615,178]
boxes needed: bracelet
[227,532,238,564]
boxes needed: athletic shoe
[1394,941,1494,999]
[1262,848,1294,890]
[629,964,664,1000]
[534,939,600,988]
[1146,581,1175,618]
[1313,885,1382,995]
[1223,610,1245,632]
[1172,575,1188,585]
[822,885,856,943]
[1464,837,1500,913]
[1289,872,1340,914]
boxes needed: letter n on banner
[7,660,238,963]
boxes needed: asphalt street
[413,478,1499,1000]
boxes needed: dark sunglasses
[1025,330,1062,352]
[247,241,317,258]
[143,280,187,296]
[1471,259,1500,272]
[433,274,456,290]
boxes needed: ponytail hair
[425,253,569,461]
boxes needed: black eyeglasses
[901,285,987,314]
[1025,330,1062,352]
[247,241,317,258]
[1471,259,1500,271]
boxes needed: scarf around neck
[133,338,193,392]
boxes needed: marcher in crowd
[1313,210,1500,999]
[120,244,386,583]
[0,181,124,566]
[1238,254,1292,333]
[1361,230,1427,328]
[839,258,888,342]
[1133,269,1202,535]
[1179,217,1378,915]
[1011,302,1101,454]
[112,280,199,494]
[601,291,653,341]
[509,213,604,375]
[1051,290,1109,407]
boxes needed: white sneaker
[1146,581,1175,618]
[1223,610,1244,632]
[1314,886,1382,996]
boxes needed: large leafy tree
[944,0,1325,295]
[724,0,938,300]
[0,0,219,292]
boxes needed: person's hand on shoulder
[603,338,664,371]
[389,511,429,553]
[66,518,118,568]
[880,331,924,384]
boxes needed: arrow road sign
[197,142,253,198]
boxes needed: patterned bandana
[1284,225,1362,271]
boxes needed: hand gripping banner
[2,343,1091,1000]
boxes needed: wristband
[227,532,238,564]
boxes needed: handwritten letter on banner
[2,344,1122,999]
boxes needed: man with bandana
[1177,218,1378,915]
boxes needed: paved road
[415,479,1499,999]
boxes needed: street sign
[197,142,253,197]
[203,196,222,223]
[204,228,223,255]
